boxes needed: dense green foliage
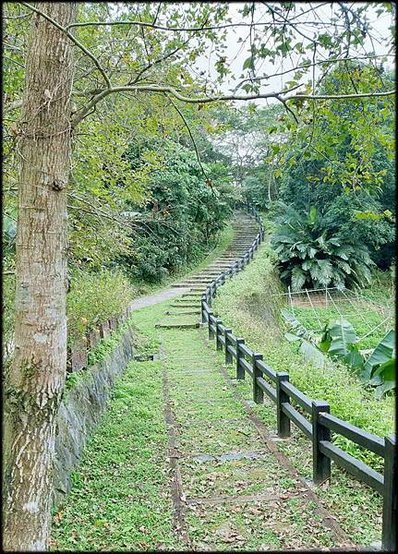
[223,63,396,292]
[67,269,136,347]
[272,63,395,283]
[119,137,234,282]
[270,204,374,290]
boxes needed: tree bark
[3,3,76,551]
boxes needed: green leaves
[284,310,395,397]
[371,359,396,398]
[299,339,326,368]
[271,203,375,291]
[319,319,395,396]
[242,56,255,70]
[326,319,358,358]
[363,330,395,381]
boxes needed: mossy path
[51,215,354,551]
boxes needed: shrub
[67,269,136,347]
[120,137,234,282]
[271,203,374,291]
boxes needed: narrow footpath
[51,213,354,551]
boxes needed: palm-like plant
[271,203,374,290]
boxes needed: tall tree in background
[3,3,77,551]
[2,2,395,550]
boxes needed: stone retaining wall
[53,325,135,507]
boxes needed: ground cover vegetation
[2,1,396,549]
[53,296,387,550]
[52,299,355,551]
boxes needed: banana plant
[364,330,395,397]
[282,311,396,396]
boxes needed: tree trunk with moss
[3,3,77,550]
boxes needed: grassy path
[51,296,353,551]
[51,214,356,551]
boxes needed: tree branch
[71,82,395,127]
[286,90,396,101]
[71,83,304,126]
[66,19,346,32]
[128,37,191,86]
[232,53,392,93]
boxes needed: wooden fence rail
[201,203,396,551]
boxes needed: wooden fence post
[236,338,245,380]
[201,294,207,324]
[208,310,214,340]
[311,400,331,484]
[276,372,291,438]
[224,328,233,364]
[252,352,264,404]
[382,435,397,551]
[215,319,223,350]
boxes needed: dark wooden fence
[67,309,131,373]
[201,204,396,552]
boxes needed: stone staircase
[155,212,259,328]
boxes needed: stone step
[205,265,234,269]
[170,303,199,308]
[177,279,208,286]
[180,276,209,280]
[173,295,201,300]
[205,267,234,270]
[155,322,200,329]
[172,283,210,288]
[195,269,227,272]
[177,280,215,285]
[165,310,201,315]
[182,276,220,280]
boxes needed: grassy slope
[212,240,395,444]
[212,239,394,546]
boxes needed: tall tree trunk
[3,3,76,551]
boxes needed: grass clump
[67,268,136,348]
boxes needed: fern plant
[271,203,374,290]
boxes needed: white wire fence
[278,286,394,345]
